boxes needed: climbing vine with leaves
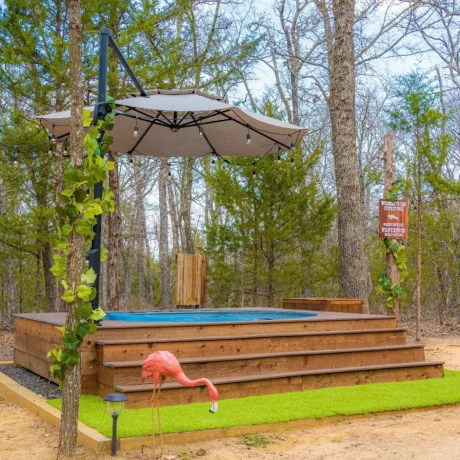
[47,97,116,387]
[375,181,408,308]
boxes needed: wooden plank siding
[174,252,206,306]
[283,298,364,314]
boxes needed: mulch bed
[0,365,62,399]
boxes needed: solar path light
[104,393,128,456]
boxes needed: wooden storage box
[283,297,364,314]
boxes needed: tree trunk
[159,158,171,309]
[329,0,369,310]
[55,141,66,312]
[42,242,55,312]
[383,134,400,324]
[167,178,180,255]
[57,0,84,456]
[181,158,194,253]
[35,252,42,313]
[107,151,121,311]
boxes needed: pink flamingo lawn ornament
[142,350,219,459]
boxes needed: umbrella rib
[191,113,217,155]
[220,111,293,151]
[128,113,161,154]
[115,111,171,128]
[180,109,231,128]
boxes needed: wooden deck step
[95,328,407,361]
[98,344,425,387]
[105,361,444,408]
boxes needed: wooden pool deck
[14,309,444,408]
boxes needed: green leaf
[100,247,108,262]
[61,280,69,290]
[56,326,65,335]
[81,267,97,284]
[105,160,115,171]
[74,187,87,204]
[65,205,77,218]
[62,332,80,349]
[61,224,72,237]
[88,126,100,139]
[75,302,92,320]
[84,136,98,152]
[61,289,75,303]
[77,284,92,300]
[90,307,106,322]
[83,109,93,127]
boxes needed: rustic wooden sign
[379,199,408,239]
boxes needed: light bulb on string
[252,169,256,179]
[211,157,216,169]
[129,155,134,168]
[246,127,251,145]
[133,117,139,137]
[86,188,91,198]
[63,145,68,156]
[168,164,172,181]
[199,126,203,137]
[277,149,282,165]
[290,141,295,151]
[51,134,56,144]
[48,146,53,156]
[13,149,18,167]
[290,156,295,164]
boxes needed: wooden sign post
[380,134,408,324]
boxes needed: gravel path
[0,365,62,399]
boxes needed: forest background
[0,0,459,333]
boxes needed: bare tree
[415,0,460,89]
[159,158,171,308]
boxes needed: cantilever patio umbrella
[34,28,308,312]
[37,88,307,159]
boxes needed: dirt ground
[1,336,460,460]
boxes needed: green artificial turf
[48,370,460,439]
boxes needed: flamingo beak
[209,402,218,413]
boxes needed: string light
[85,256,90,267]
[290,141,295,150]
[133,117,139,137]
[277,149,282,165]
[129,155,134,167]
[86,188,91,198]
[51,134,56,144]
[252,161,256,179]
[246,127,251,145]
[13,148,18,167]
[211,157,216,169]
[290,156,295,164]
[199,126,203,137]
[48,146,53,156]
[168,163,172,181]
[63,144,68,156]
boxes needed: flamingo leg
[157,376,165,457]
[151,379,157,460]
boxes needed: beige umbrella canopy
[36,89,307,158]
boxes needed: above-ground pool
[105,308,317,323]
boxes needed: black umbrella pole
[89,28,110,310]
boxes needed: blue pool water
[105,309,317,323]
